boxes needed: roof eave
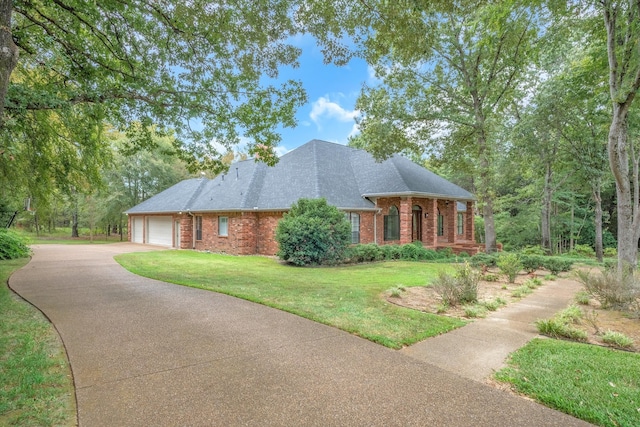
[362,191,476,201]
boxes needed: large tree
[341,1,543,252]
[0,0,307,177]
[600,0,640,268]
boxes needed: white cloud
[309,96,359,127]
[347,123,360,139]
[275,145,291,157]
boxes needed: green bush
[520,255,543,274]
[436,247,454,258]
[346,244,384,263]
[542,257,574,274]
[497,253,522,283]
[569,244,596,258]
[380,244,402,260]
[470,253,497,268]
[604,247,617,258]
[0,229,31,260]
[275,198,351,266]
[520,245,547,256]
[400,243,422,260]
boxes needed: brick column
[446,201,455,243]
[451,201,458,244]
[399,197,412,244]
[466,201,475,242]
[424,199,437,248]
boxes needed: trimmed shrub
[520,255,543,274]
[542,257,574,275]
[497,253,522,283]
[275,198,351,266]
[400,243,422,260]
[0,229,31,260]
[569,244,596,258]
[380,244,402,260]
[520,245,547,255]
[346,244,384,263]
[470,253,498,268]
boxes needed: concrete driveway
[9,244,591,426]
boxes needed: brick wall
[131,200,478,255]
[358,211,375,244]
[256,212,284,255]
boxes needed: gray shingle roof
[126,139,474,214]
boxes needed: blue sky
[270,36,374,156]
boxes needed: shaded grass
[0,258,76,426]
[14,228,123,245]
[496,339,640,427]
[115,251,466,348]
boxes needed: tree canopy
[1,0,308,176]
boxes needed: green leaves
[275,198,351,266]
[4,0,309,173]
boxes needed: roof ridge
[183,178,209,211]
[313,140,321,198]
[240,162,266,208]
[389,156,410,189]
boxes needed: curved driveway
[9,244,590,426]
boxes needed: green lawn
[0,258,76,426]
[496,338,640,427]
[13,228,124,245]
[115,250,465,348]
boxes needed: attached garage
[146,216,173,247]
[132,217,144,243]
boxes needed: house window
[384,205,400,241]
[218,216,228,237]
[345,212,360,244]
[457,212,464,235]
[437,209,444,237]
[195,216,203,240]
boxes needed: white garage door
[132,217,144,243]
[147,216,173,246]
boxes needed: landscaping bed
[385,267,639,353]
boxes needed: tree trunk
[0,0,18,127]
[593,182,604,262]
[569,204,574,253]
[541,162,553,253]
[603,1,640,270]
[608,110,639,269]
[71,210,79,237]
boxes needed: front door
[412,206,422,242]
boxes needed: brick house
[126,139,480,255]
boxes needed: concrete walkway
[9,244,591,426]
[402,277,583,382]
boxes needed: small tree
[276,198,351,266]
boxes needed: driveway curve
[9,244,591,426]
